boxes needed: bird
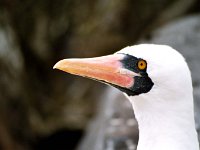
[54,44,199,150]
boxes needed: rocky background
[0,0,200,150]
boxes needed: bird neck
[128,92,199,150]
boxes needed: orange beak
[53,54,138,88]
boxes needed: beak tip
[53,59,68,71]
[53,64,57,69]
[53,61,62,70]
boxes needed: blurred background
[0,0,200,150]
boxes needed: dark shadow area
[34,129,83,150]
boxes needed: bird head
[54,44,198,150]
[54,44,192,100]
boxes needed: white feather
[117,44,199,150]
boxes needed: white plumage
[118,44,199,150]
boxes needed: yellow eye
[138,60,147,70]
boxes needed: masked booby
[54,44,199,150]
